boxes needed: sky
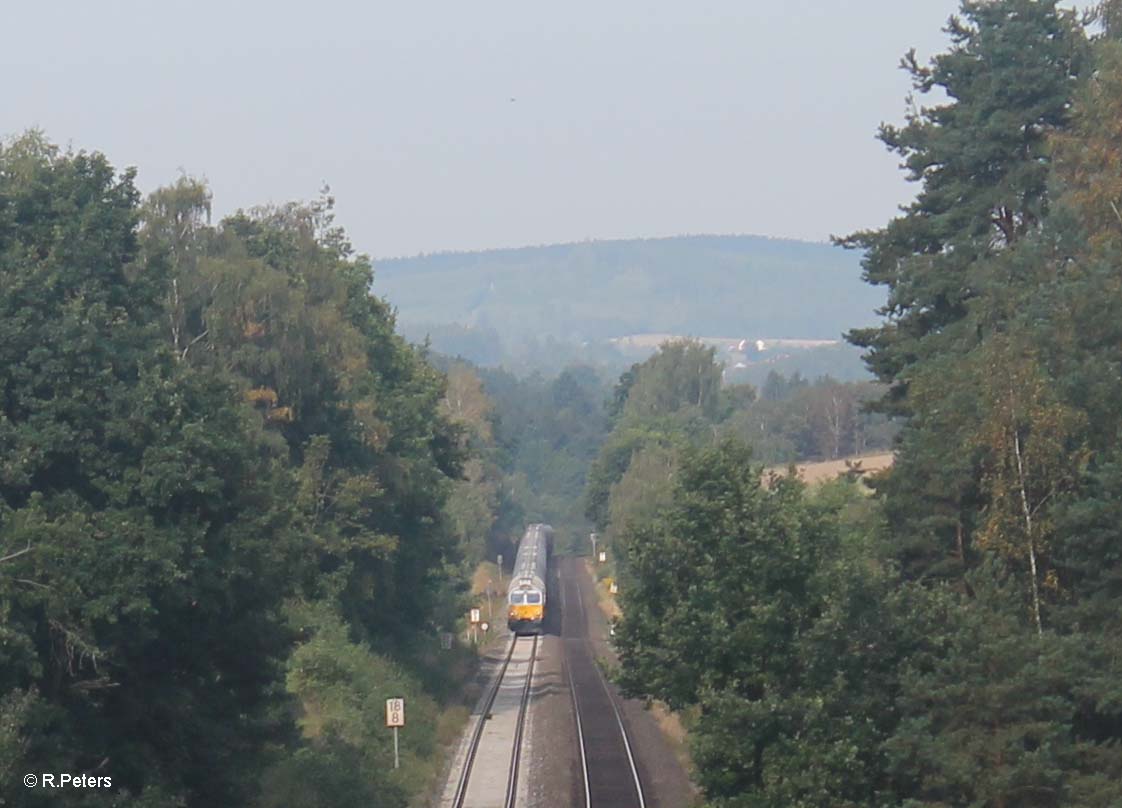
[1,1,1086,258]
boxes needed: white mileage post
[470,607,482,645]
[386,698,405,769]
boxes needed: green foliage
[584,340,728,531]
[587,345,894,556]
[0,135,471,807]
[605,444,676,562]
[0,689,36,797]
[837,1,1098,591]
[614,441,902,806]
[468,363,612,554]
[258,603,439,808]
[584,418,691,531]
[840,0,1088,410]
[0,136,301,806]
[611,7,1122,807]
[140,182,467,647]
[438,361,503,564]
[258,739,403,808]
[723,373,897,465]
[619,340,724,421]
[885,565,1122,807]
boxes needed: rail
[560,563,646,808]
[451,634,538,808]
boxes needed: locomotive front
[507,524,551,634]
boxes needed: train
[507,524,553,634]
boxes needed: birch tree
[970,335,1087,635]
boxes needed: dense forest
[608,1,1122,805]
[440,342,885,564]
[0,140,492,807]
[434,358,614,562]
[0,132,668,807]
[583,341,896,533]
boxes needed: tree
[620,339,724,421]
[138,176,213,362]
[803,381,859,460]
[585,340,726,531]
[835,0,1088,586]
[885,566,1122,807]
[604,444,677,579]
[0,135,297,806]
[139,186,466,646]
[967,335,1087,634]
[613,438,1122,806]
[614,441,902,806]
[840,0,1087,408]
[440,362,501,563]
[0,136,474,807]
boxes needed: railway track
[451,633,538,808]
[560,561,647,808]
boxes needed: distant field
[765,452,894,485]
[611,332,868,384]
[610,333,839,350]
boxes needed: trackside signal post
[385,698,405,769]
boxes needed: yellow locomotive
[507,524,552,634]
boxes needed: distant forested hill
[372,235,883,376]
[374,235,882,341]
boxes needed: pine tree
[841,1,1087,404]
[837,0,1088,581]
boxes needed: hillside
[372,235,884,374]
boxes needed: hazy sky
[2,1,1085,258]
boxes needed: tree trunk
[1013,428,1043,637]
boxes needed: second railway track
[452,634,538,808]
[560,560,647,808]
